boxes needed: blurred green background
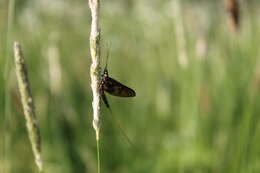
[1,0,260,172]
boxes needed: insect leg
[107,110,136,149]
[101,91,110,109]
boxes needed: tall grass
[1,0,260,173]
[88,0,102,172]
[14,41,43,172]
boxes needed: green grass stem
[13,41,43,172]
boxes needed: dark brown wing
[103,77,136,97]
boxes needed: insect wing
[103,77,136,97]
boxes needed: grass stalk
[88,0,102,172]
[3,0,15,172]
[225,0,240,31]
[13,42,43,172]
[172,0,188,68]
[96,136,101,173]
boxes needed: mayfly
[99,53,136,148]
[99,54,136,109]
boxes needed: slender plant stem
[225,0,240,32]
[13,42,43,172]
[88,0,102,172]
[96,138,101,173]
[3,0,15,172]
[173,0,188,68]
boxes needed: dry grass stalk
[47,33,62,96]
[89,0,101,140]
[225,0,240,31]
[172,0,188,68]
[13,41,43,172]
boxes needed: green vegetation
[1,0,260,173]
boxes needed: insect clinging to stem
[99,51,136,109]
[98,51,137,148]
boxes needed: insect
[99,54,136,109]
[98,53,136,147]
